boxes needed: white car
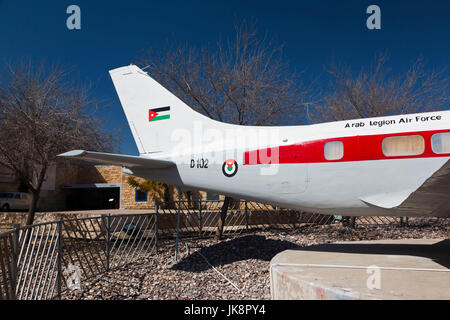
[0,192,30,211]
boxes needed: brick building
[0,163,212,211]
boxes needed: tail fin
[109,64,209,155]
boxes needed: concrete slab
[270,238,450,300]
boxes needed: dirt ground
[61,221,449,300]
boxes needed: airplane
[59,64,450,218]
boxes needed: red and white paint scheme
[59,65,450,217]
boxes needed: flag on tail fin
[149,106,170,122]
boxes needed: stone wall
[121,171,155,209]
[119,170,206,209]
[0,211,95,233]
[37,163,80,211]
[78,165,121,184]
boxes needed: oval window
[382,135,425,157]
[324,141,344,160]
[431,132,450,154]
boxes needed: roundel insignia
[222,159,238,177]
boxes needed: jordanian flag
[149,106,171,122]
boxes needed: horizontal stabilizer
[57,150,174,169]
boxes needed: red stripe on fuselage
[243,129,450,165]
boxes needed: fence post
[399,217,409,227]
[244,201,249,232]
[350,217,356,229]
[106,213,111,272]
[56,216,63,300]
[198,199,202,238]
[292,210,297,229]
[174,188,182,263]
[9,224,20,300]
[155,203,159,252]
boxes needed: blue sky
[0,0,448,155]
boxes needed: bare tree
[139,21,310,239]
[313,53,449,122]
[142,23,308,126]
[312,53,449,228]
[0,61,117,225]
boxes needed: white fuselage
[135,110,450,217]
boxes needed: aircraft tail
[109,64,210,155]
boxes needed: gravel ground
[62,222,449,300]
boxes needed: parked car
[0,192,30,211]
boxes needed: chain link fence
[155,200,337,238]
[0,200,447,300]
